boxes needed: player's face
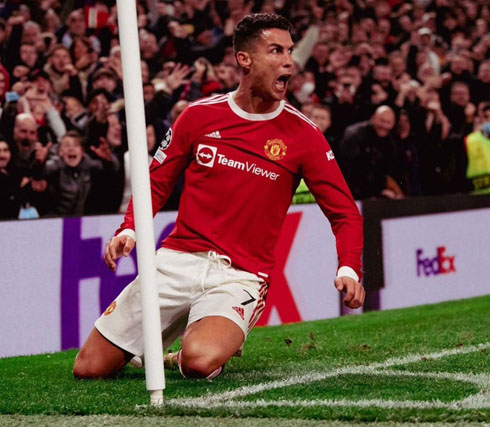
[247,28,294,101]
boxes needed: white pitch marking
[166,342,490,410]
[167,396,488,410]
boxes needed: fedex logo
[416,246,456,277]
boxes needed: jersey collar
[227,91,285,121]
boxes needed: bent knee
[180,342,223,378]
[73,354,103,379]
[73,353,122,379]
[73,328,131,379]
[180,354,221,378]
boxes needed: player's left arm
[334,275,365,309]
[300,127,364,300]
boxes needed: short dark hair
[233,13,292,55]
[86,88,114,105]
[61,130,84,146]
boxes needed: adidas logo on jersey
[205,130,221,139]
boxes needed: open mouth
[275,74,292,91]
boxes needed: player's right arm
[106,106,195,271]
[119,108,194,232]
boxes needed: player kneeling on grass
[73,13,365,381]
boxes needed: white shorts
[95,247,268,357]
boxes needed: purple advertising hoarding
[0,205,341,359]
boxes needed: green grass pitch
[1,295,489,425]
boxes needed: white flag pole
[116,0,165,406]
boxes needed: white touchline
[167,342,490,410]
[167,396,489,410]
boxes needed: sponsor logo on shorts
[104,301,116,316]
[326,150,335,161]
[264,138,287,161]
[232,306,245,320]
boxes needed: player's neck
[233,85,281,115]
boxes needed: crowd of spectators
[0,0,489,220]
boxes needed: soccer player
[73,13,364,380]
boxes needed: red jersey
[118,92,363,279]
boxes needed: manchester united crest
[104,301,116,316]
[264,139,287,161]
